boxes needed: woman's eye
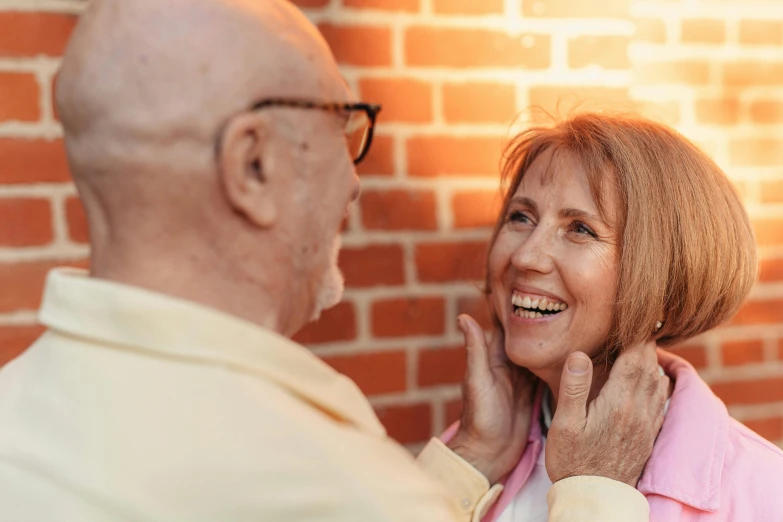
[508,211,533,224]
[572,221,598,238]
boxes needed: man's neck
[89,244,302,337]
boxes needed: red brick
[749,100,783,125]
[0,324,45,367]
[760,181,783,204]
[739,20,783,46]
[0,73,39,122]
[318,24,392,67]
[65,196,88,244]
[695,97,739,125]
[357,135,394,177]
[635,61,711,85]
[528,87,632,121]
[407,136,503,178]
[731,140,783,167]
[522,0,628,18]
[568,35,630,69]
[375,403,432,444]
[721,340,764,366]
[339,245,405,288]
[415,241,487,283]
[371,297,445,338]
[0,13,76,57]
[343,0,419,11]
[731,299,783,326]
[433,0,504,14]
[323,350,407,396]
[681,19,725,44]
[418,346,466,387]
[752,219,783,247]
[671,344,708,370]
[452,190,503,229]
[292,301,356,344]
[634,18,666,43]
[360,190,438,231]
[457,295,494,332]
[442,83,516,124]
[779,340,783,361]
[760,257,783,282]
[0,259,88,313]
[0,139,70,184]
[723,62,783,87]
[405,28,550,69]
[710,377,783,406]
[290,0,330,6]
[445,398,463,427]
[744,417,783,443]
[0,199,52,247]
[358,78,432,123]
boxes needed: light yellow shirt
[0,269,648,521]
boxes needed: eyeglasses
[249,99,382,165]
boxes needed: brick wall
[0,0,782,450]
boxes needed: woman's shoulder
[724,418,783,474]
[710,418,783,517]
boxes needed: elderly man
[0,0,667,520]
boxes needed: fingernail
[567,355,589,375]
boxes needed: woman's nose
[511,226,556,275]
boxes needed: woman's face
[488,149,620,377]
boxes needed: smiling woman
[472,113,783,521]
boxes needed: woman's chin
[505,343,563,374]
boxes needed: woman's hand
[546,341,669,486]
[446,314,536,485]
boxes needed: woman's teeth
[511,293,568,319]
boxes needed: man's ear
[218,112,278,228]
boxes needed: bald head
[57,0,347,177]
[55,0,361,334]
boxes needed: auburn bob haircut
[486,113,758,358]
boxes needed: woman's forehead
[515,147,621,224]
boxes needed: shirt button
[460,498,471,510]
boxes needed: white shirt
[0,269,486,522]
[496,389,554,522]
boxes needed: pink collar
[636,349,728,512]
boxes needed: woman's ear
[218,112,278,228]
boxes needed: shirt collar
[38,268,386,437]
[636,349,729,512]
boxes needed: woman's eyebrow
[561,207,604,224]
[509,196,538,212]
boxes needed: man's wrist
[446,437,504,484]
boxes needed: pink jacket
[443,350,783,521]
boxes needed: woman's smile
[488,147,619,379]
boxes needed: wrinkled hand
[447,315,536,485]
[546,341,669,487]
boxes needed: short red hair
[487,113,758,357]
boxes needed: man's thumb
[553,352,593,428]
[458,314,489,382]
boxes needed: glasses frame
[249,98,382,165]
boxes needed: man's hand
[446,315,536,485]
[546,342,669,486]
